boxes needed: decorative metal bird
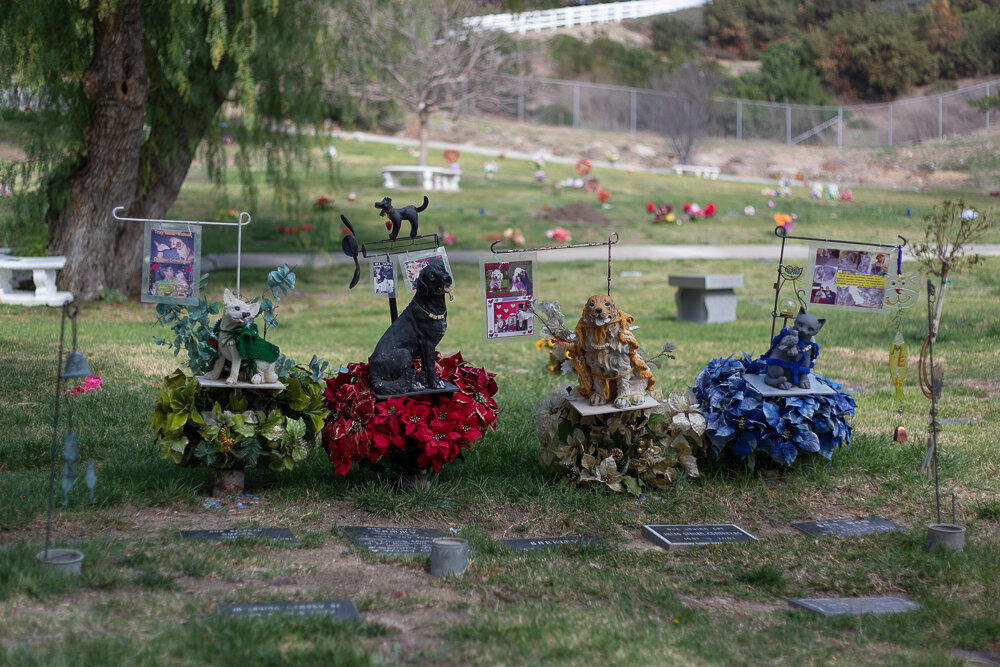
[340,214,360,289]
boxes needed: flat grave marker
[502,536,601,551]
[178,527,299,545]
[789,596,919,616]
[341,526,447,555]
[642,524,758,550]
[218,600,361,621]
[791,515,904,538]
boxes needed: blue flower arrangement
[693,355,855,466]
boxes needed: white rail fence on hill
[465,0,706,34]
[487,77,999,148]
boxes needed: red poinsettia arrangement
[322,352,498,475]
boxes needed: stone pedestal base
[212,469,245,497]
[669,274,743,324]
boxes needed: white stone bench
[0,254,74,306]
[671,164,720,179]
[382,165,461,191]
[669,274,742,324]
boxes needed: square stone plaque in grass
[178,528,299,545]
[642,524,758,550]
[791,515,904,538]
[501,536,601,551]
[218,600,361,621]
[788,596,919,616]
[340,526,447,555]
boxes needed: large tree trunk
[47,0,147,300]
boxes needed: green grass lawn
[2,136,999,665]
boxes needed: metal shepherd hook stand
[769,226,906,339]
[40,303,91,573]
[919,279,966,551]
[490,232,620,296]
[112,206,252,297]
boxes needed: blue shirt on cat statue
[761,308,825,391]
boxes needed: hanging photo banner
[141,222,201,305]
[480,253,537,343]
[398,247,453,294]
[805,242,897,313]
[370,257,397,298]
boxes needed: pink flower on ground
[546,227,571,243]
[64,375,102,395]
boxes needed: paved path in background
[203,244,1000,270]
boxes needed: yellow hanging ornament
[889,330,907,403]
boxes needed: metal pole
[888,102,893,147]
[786,104,791,145]
[517,79,524,123]
[771,232,787,340]
[837,107,843,148]
[630,88,637,135]
[44,304,70,561]
[737,99,742,141]
[927,280,941,524]
[987,83,991,129]
[236,213,245,296]
[938,95,943,139]
[573,83,580,129]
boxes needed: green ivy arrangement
[536,387,705,495]
[152,369,328,471]
[150,266,330,471]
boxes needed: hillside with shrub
[528,0,1000,105]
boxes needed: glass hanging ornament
[889,323,908,442]
[778,296,798,319]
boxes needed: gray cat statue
[762,308,825,390]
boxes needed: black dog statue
[369,259,452,395]
[374,195,428,240]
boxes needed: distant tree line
[707,0,1000,102]
[538,0,1000,104]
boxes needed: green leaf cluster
[152,265,326,380]
[536,388,706,495]
[151,369,328,471]
[153,275,219,374]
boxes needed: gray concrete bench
[382,165,461,191]
[669,274,742,324]
[0,254,74,306]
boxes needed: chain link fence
[490,77,999,148]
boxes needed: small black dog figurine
[369,259,452,395]
[375,195,429,241]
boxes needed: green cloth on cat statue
[202,321,280,376]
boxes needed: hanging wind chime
[883,244,919,442]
